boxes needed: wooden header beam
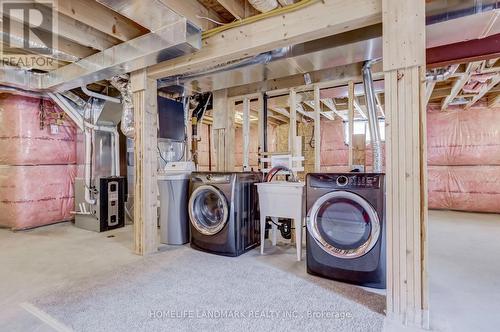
[148,0,382,80]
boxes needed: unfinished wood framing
[383,0,428,328]
[242,97,251,171]
[257,95,265,154]
[148,0,382,80]
[289,89,298,157]
[348,81,355,168]
[313,85,321,172]
[213,89,235,171]
[131,69,158,256]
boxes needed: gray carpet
[33,244,385,332]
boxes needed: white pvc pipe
[82,85,121,104]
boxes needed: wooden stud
[257,95,265,154]
[348,81,355,168]
[131,69,158,256]
[242,97,251,171]
[213,89,235,171]
[289,89,297,158]
[313,85,321,172]
[383,0,428,328]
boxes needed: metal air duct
[362,60,383,173]
[0,1,201,92]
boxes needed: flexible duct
[362,60,383,173]
[82,86,121,104]
[425,64,459,82]
[248,0,278,13]
[110,74,135,138]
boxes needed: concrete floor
[0,210,499,331]
[428,210,500,332]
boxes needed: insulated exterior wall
[0,165,76,230]
[0,93,77,230]
[427,103,500,165]
[427,165,500,213]
[426,102,500,213]
[0,94,76,165]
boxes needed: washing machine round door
[307,191,380,259]
[189,185,229,236]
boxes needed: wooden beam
[348,81,354,168]
[257,95,265,153]
[425,81,436,107]
[289,89,298,158]
[242,97,251,171]
[54,0,147,42]
[375,93,385,117]
[313,85,321,172]
[148,0,382,79]
[213,89,235,171]
[131,69,158,256]
[465,74,500,109]
[320,99,345,120]
[6,18,95,60]
[216,0,245,20]
[441,61,483,110]
[353,98,367,119]
[383,0,428,328]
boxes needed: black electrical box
[158,96,185,141]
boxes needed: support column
[213,89,235,171]
[131,69,158,256]
[313,85,321,172]
[383,0,428,329]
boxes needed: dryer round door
[307,191,380,259]
[189,185,229,236]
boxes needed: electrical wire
[202,0,319,39]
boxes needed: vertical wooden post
[242,97,250,171]
[313,85,321,172]
[257,95,265,153]
[348,81,355,168]
[131,69,158,256]
[383,0,428,329]
[289,89,297,157]
[213,89,235,171]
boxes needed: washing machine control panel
[309,173,382,189]
[198,174,232,184]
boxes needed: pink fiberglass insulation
[427,103,500,166]
[428,165,500,213]
[320,119,349,166]
[0,165,76,230]
[0,93,76,165]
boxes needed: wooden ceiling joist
[216,0,246,20]
[54,0,148,42]
[465,74,500,109]
[353,98,367,119]
[441,61,483,110]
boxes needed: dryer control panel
[308,173,382,189]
